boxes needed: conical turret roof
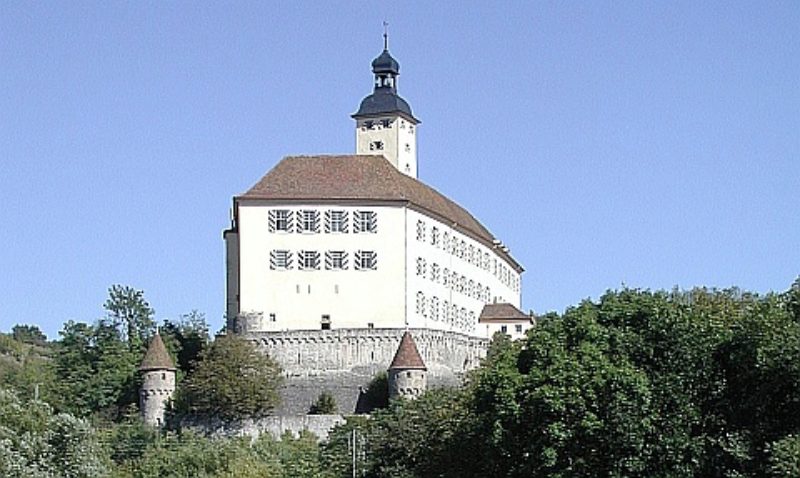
[389,331,427,370]
[139,333,176,371]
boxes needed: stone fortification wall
[191,415,346,442]
[246,328,488,415]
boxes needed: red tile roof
[389,331,426,370]
[139,333,176,371]
[479,303,532,323]
[237,155,522,272]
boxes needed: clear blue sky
[1,2,798,339]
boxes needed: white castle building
[223,40,532,413]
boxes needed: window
[515,324,523,333]
[269,313,276,322]
[416,220,426,241]
[416,292,425,315]
[381,118,391,128]
[268,209,293,232]
[369,140,384,151]
[321,315,331,330]
[365,120,375,129]
[431,297,439,321]
[298,210,320,233]
[325,250,348,270]
[501,325,508,334]
[430,263,440,283]
[443,268,450,288]
[354,210,377,233]
[299,250,320,270]
[431,227,439,246]
[416,257,427,277]
[355,250,377,270]
[468,245,475,265]
[269,250,292,270]
[325,210,348,233]
[458,240,466,259]
[405,143,411,153]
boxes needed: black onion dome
[353,92,415,120]
[353,47,419,122]
[371,49,400,74]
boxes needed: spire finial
[383,21,389,50]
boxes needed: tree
[0,388,109,477]
[104,284,155,351]
[11,325,47,346]
[309,391,337,415]
[175,335,282,421]
[53,320,140,419]
[158,310,209,374]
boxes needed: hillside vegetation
[1,279,798,477]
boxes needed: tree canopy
[175,334,282,421]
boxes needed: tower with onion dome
[352,32,420,178]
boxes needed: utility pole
[351,428,357,478]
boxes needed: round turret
[388,331,427,400]
[139,333,176,427]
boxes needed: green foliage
[767,435,800,477]
[309,391,337,415]
[104,285,156,352]
[108,428,322,478]
[343,282,800,478]
[174,335,282,421]
[0,388,109,477]
[53,320,141,419]
[0,332,57,405]
[158,310,209,374]
[360,372,389,411]
[11,325,47,346]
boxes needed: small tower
[139,333,176,427]
[353,31,420,178]
[388,331,427,400]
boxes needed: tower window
[365,120,375,129]
[405,143,411,153]
[381,119,391,128]
[369,141,384,151]
[270,313,276,322]
[321,315,331,330]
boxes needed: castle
[141,39,533,423]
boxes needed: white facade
[356,116,417,178]
[228,199,521,339]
